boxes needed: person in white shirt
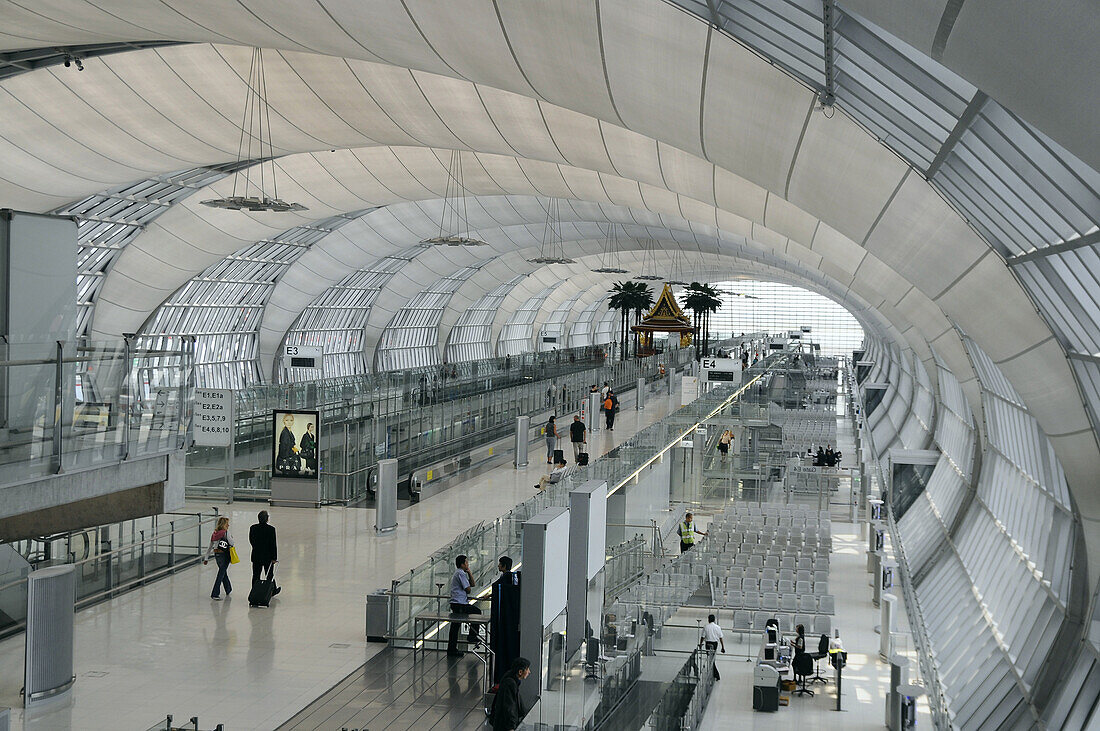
[701,614,725,680]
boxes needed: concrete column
[636,377,645,410]
[514,415,530,468]
[375,458,397,533]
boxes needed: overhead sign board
[701,357,742,382]
[194,388,234,447]
[283,344,322,369]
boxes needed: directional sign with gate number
[194,388,234,447]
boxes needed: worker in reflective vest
[679,512,707,553]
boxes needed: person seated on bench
[535,458,570,491]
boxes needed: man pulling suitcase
[249,510,281,607]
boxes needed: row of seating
[716,565,828,584]
[730,611,831,639]
[722,591,835,615]
[721,575,829,595]
[709,529,832,546]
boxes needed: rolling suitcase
[553,448,566,464]
[249,564,278,607]
[577,452,589,466]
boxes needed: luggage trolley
[146,716,224,731]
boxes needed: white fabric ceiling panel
[765,194,820,246]
[0,2,165,48]
[0,135,96,210]
[293,57,422,146]
[32,59,218,169]
[784,239,822,270]
[854,253,913,307]
[411,72,515,154]
[677,197,718,230]
[713,167,768,224]
[895,288,952,343]
[471,154,541,198]
[714,209,755,241]
[600,124,664,189]
[811,223,865,277]
[0,74,165,184]
[354,66,465,150]
[657,143,715,207]
[495,0,619,123]
[818,259,857,289]
[538,104,617,173]
[477,87,568,164]
[404,0,535,96]
[600,0,707,157]
[936,255,1053,362]
[750,223,788,252]
[637,183,683,221]
[701,38,812,194]
[864,173,988,298]
[307,0,455,75]
[997,340,1092,436]
[597,176,646,210]
[557,166,613,203]
[509,158,573,199]
[787,110,910,244]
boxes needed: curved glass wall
[704,280,864,356]
[444,275,526,363]
[498,285,559,357]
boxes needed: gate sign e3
[283,344,322,370]
[194,388,234,447]
[701,357,742,382]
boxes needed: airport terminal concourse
[0,1,1096,729]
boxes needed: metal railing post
[121,334,132,460]
[139,530,146,583]
[51,340,64,473]
[168,521,175,568]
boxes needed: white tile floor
[0,387,680,731]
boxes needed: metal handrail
[0,510,218,595]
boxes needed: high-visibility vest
[679,521,695,545]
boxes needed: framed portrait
[272,409,320,479]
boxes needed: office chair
[792,652,815,696]
[809,634,829,684]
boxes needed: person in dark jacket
[300,422,317,474]
[604,390,618,430]
[490,657,532,730]
[249,510,279,593]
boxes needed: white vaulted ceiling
[0,0,1098,580]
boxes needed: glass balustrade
[0,337,194,487]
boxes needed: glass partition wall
[388,355,786,728]
[186,346,694,503]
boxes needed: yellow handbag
[228,546,240,564]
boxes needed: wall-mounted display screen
[271,409,320,479]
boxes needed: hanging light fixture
[422,149,488,246]
[202,48,307,213]
[633,237,663,281]
[528,198,575,264]
[591,222,630,274]
[666,247,689,286]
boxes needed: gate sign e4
[701,357,742,382]
[194,388,234,447]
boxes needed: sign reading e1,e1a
[194,388,234,447]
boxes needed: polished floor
[0,383,677,731]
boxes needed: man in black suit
[249,510,279,592]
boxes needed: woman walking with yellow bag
[203,516,238,600]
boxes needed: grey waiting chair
[819,595,835,615]
[813,615,832,636]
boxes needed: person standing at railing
[203,516,235,600]
[447,554,482,656]
[679,512,707,553]
[545,415,558,465]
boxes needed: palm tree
[608,281,633,361]
[681,282,722,357]
[630,282,655,355]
